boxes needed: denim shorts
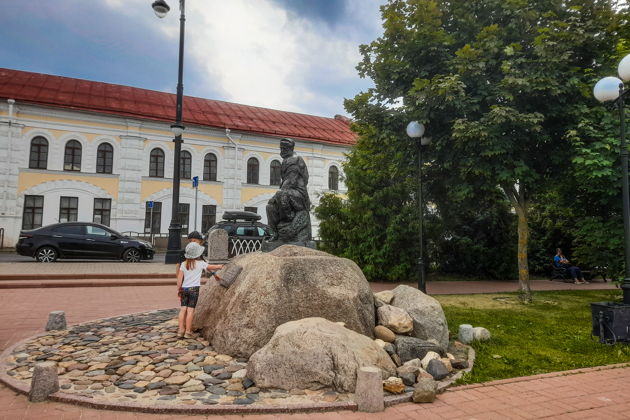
[180,286,200,308]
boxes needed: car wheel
[123,248,141,263]
[36,246,58,263]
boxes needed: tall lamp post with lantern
[152,0,187,264]
[406,121,431,293]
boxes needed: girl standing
[177,242,223,338]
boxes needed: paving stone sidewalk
[0,282,625,419]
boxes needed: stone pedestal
[45,311,66,331]
[355,367,384,412]
[29,362,59,402]
[206,229,229,260]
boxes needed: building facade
[0,68,355,247]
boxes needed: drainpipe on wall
[3,99,15,215]
[225,128,239,210]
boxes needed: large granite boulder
[247,317,396,392]
[391,285,449,351]
[192,245,375,357]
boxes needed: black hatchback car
[16,222,155,262]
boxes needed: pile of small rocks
[4,309,351,407]
[372,290,473,400]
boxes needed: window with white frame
[247,157,259,184]
[63,140,82,171]
[270,160,281,186]
[22,195,44,230]
[96,143,114,174]
[29,137,48,169]
[203,153,217,181]
[328,166,339,190]
[93,198,111,226]
[180,151,192,179]
[59,196,78,222]
[149,148,165,177]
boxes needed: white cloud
[103,0,384,117]
[182,0,369,116]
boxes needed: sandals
[177,329,196,339]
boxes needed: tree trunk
[502,184,532,303]
[515,207,531,303]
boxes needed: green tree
[341,0,626,301]
[566,101,628,281]
[313,192,349,256]
[334,113,422,281]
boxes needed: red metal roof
[0,68,356,146]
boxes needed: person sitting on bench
[554,248,589,285]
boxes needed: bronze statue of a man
[266,138,312,242]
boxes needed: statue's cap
[280,138,294,147]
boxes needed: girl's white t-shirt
[180,261,209,288]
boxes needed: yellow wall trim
[18,171,120,199]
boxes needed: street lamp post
[152,0,187,264]
[406,121,431,293]
[594,54,630,304]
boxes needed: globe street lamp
[153,0,187,264]
[593,54,630,304]
[407,121,431,293]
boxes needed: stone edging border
[446,361,630,392]
[0,310,476,415]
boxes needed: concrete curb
[0,279,176,289]
[0,273,173,280]
[447,361,630,391]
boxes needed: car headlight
[140,241,153,249]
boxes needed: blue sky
[0,0,386,118]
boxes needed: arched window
[180,151,192,179]
[149,148,165,177]
[328,166,339,190]
[96,143,113,174]
[203,153,217,181]
[247,157,259,184]
[63,140,82,171]
[270,160,281,186]
[29,136,48,169]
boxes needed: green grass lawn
[435,289,630,385]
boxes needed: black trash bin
[591,301,630,344]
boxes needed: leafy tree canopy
[322,0,629,293]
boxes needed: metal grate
[229,238,262,257]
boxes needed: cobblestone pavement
[0,283,626,419]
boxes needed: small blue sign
[147,201,154,209]
[192,176,199,188]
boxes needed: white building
[0,68,355,247]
